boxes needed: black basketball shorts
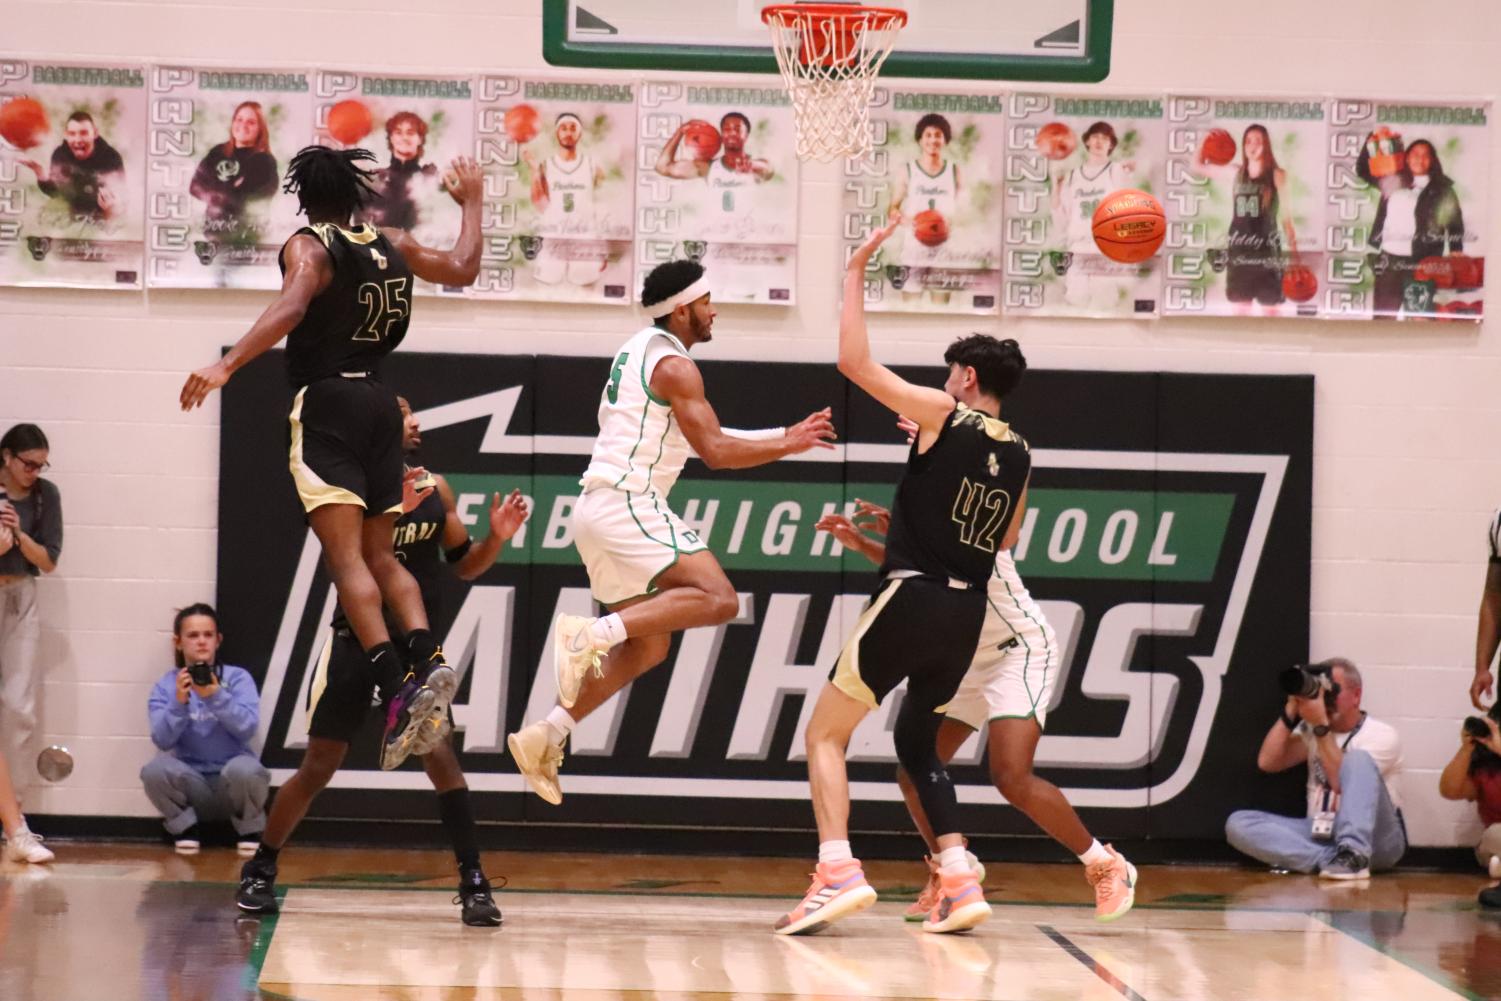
[287,374,403,516]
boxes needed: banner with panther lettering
[0,60,146,288]
[1325,99,1488,321]
[313,69,475,297]
[219,351,1312,850]
[146,67,312,289]
[1163,96,1328,318]
[843,87,1005,314]
[470,74,636,304]
[636,81,799,306]
[1003,93,1165,318]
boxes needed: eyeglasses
[11,456,48,473]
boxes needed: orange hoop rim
[761,3,909,29]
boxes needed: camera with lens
[1279,663,1341,703]
[1465,703,1501,740]
[187,661,216,687]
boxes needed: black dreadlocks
[282,145,379,220]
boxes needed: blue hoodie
[146,664,261,774]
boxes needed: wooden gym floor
[1,843,1498,1000]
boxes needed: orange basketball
[1090,189,1166,263]
[0,97,49,150]
[1036,121,1077,161]
[1282,264,1318,303]
[504,103,541,144]
[1200,127,1236,166]
[913,209,949,248]
[682,119,721,162]
[326,99,372,145]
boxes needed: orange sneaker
[773,859,878,936]
[922,869,990,934]
[1086,844,1137,922]
[904,849,985,921]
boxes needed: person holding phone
[141,603,269,855]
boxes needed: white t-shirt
[1057,160,1132,251]
[1380,174,1427,257]
[1297,713,1404,816]
[538,153,596,237]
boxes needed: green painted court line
[1317,911,1488,1001]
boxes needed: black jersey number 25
[353,277,410,342]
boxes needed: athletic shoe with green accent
[507,720,564,805]
[553,613,605,709]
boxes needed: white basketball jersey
[538,153,596,236]
[705,158,757,223]
[988,550,1055,643]
[1059,160,1131,250]
[906,159,957,219]
[581,326,693,496]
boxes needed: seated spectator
[142,603,268,855]
[1226,658,1406,879]
[1438,709,1501,908]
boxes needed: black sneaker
[1318,847,1371,880]
[236,859,279,914]
[1480,884,1501,910]
[174,823,202,854]
[456,867,502,927]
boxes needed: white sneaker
[507,720,565,805]
[4,827,54,864]
[553,613,605,709]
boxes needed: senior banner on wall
[636,81,799,306]
[1326,98,1488,321]
[471,74,636,304]
[218,352,1311,845]
[843,86,1005,314]
[1003,93,1165,318]
[146,66,312,289]
[0,60,146,287]
[313,69,474,297]
[1163,96,1328,319]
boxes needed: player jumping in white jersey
[817,493,1138,922]
[506,259,836,803]
[524,111,608,285]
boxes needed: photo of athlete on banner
[1164,96,1327,318]
[1327,99,1487,321]
[1003,94,1164,318]
[638,82,798,305]
[313,70,474,296]
[843,90,1003,314]
[0,62,145,288]
[146,67,312,289]
[471,75,635,303]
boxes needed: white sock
[937,845,971,876]
[588,613,627,651]
[818,840,853,865]
[1079,839,1112,866]
[544,706,577,746]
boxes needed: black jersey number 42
[353,277,410,342]
[951,476,1011,553]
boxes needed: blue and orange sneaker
[773,859,878,936]
[922,869,990,934]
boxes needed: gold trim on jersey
[308,222,380,246]
[952,403,1023,444]
[831,579,905,711]
[288,387,365,512]
[305,627,337,731]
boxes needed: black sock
[405,628,439,668]
[252,843,280,868]
[436,787,481,872]
[366,641,405,701]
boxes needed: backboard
[542,0,1113,83]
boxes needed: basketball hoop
[762,4,908,162]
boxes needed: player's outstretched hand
[786,407,837,454]
[402,467,435,514]
[814,512,866,550]
[850,498,891,535]
[180,362,230,411]
[848,219,901,270]
[895,414,919,444]
[443,155,484,205]
[489,489,529,543]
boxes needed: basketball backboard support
[542,0,1113,83]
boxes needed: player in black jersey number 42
[775,220,1032,937]
[179,146,484,777]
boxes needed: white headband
[645,277,712,318]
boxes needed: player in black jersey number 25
[775,219,1032,937]
[179,146,484,778]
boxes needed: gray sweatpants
[0,577,41,793]
[140,754,270,836]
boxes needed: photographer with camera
[141,603,269,854]
[1438,706,1501,908]
[1226,658,1407,879]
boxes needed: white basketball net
[763,5,907,162]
